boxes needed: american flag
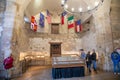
[46,10,51,24]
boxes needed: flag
[61,11,67,25]
[31,16,35,23]
[68,16,74,29]
[31,22,34,30]
[33,20,37,32]
[46,10,51,24]
[31,16,37,32]
[75,20,82,32]
[39,13,44,27]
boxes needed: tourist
[91,49,98,73]
[111,49,120,75]
[86,51,92,73]
[80,49,86,60]
[116,48,120,74]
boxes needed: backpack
[3,57,13,69]
[111,52,120,61]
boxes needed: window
[51,23,59,34]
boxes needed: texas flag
[61,11,67,25]
[75,20,82,32]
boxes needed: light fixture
[65,4,68,9]
[79,8,82,12]
[71,8,74,12]
[87,6,90,10]
[61,0,104,14]
[24,16,30,23]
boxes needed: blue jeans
[113,62,120,73]
[92,60,97,71]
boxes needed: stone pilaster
[93,0,112,71]
[81,0,112,71]
[0,0,17,78]
[110,0,120,49]
[0,0,6,78]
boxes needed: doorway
[50,42,61,57]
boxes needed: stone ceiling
[25,0,102,23]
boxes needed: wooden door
[50,43,61,57]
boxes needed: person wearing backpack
[111,49,120,75]
[116,48,120,75]
[3,54,14,80]
[3,55,14,69]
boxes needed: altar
[52,55,85,79]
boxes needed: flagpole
[67,15,69,36]
[73,14,75,33]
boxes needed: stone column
[93,0,113,71]
[1,0,16,58]
[1,0,17,78]
[0,0,6,77]
[110,0,120,49]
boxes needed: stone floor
[11,66,120,80]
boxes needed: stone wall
[110,0,120,49]
[0,0,32,78]
[81,0,113,71]
[10,0,31,77]
[0,0,6,77]
[28,34,81,56]
[24,10,82,56]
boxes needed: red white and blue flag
[75,20,82,32]
[46,10,51,24]
[31,16,37,32]
[61,11,67,25]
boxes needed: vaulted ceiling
[25,0,102,23]
[26,0,63,16]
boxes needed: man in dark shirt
[86,51,92,73]
[91,49,97,72]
